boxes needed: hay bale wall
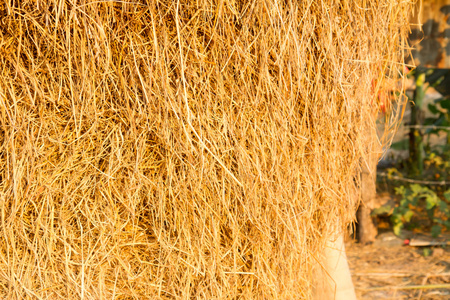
[0,0,412,298]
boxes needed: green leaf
[395,186,406,196]
[444,190,450,202]
[439,200,449,213]
[390,139,409,151]
[424,117,441,126]
[426,194,439,210]
[428,103,440,114]
[393,222,403,236]
[434,96,448,104]
[445,220,450,230]
[431,225,441,238]
[403,210,414,222]
[371,205,392,216]
[411,196,419,207]
[432,115,446,127]
[411,184,426,194]
[439,97,450,110]
[400,199,408,208]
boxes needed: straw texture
[0,0,412,298]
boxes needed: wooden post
[358,158,378,244]
[316,232,357,300]
[358,124,379,244]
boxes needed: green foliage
[391,184,450,237]
[423,247,432,257]
[378,68,450,238]
[390,138,409,151]
[425,96,450,139]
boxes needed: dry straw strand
[0,0,413,298]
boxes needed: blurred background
[348,1,450,298]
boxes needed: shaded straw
[0,0,413,298]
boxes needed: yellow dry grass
[0,0,413,298]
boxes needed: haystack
[0,1,412,298]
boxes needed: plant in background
[391,184,450,237]
[376,68,450,239]
[426,96,450,149]
[407,67,450,176]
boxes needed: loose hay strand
[0,0,413,298]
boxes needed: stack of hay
[0,0,412,298]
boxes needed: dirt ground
[346,235,450,299]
